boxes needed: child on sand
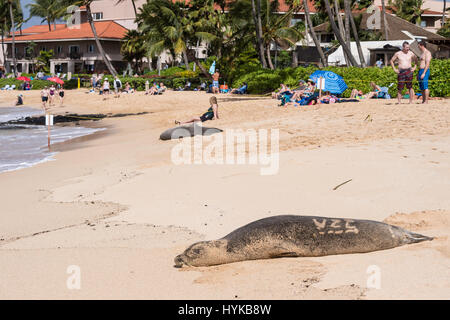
[41,87,49,110]
[175,96,219,125]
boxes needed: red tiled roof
[5,21,128,42]
[14,24,66,35]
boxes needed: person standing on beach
[390,42,418,104]
[114,76,122,98]
[103,78,110,95]
[41,87,49,110]
[417,41,432,104]
[58,85,65,107]
[212,70,220,94]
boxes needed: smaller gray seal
[160,123,222,141]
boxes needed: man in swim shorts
[41,87,49,110]
[390,41,418,104]
[212,70,220,94]
[418,40,432,104]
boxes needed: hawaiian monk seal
[160,123,222,141]
[174,215,433,267]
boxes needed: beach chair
[7,84,16,90]
[1,84,10,90]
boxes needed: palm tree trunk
[1,28,7,70]
[9,1,17,77]
[323,0,358,67]
[333,0,350,66]
[193,57,211,79]
[47,21,51,32]
[266,45,274,70]
[86,4,117,77]
[131,0,137,17]
[303,0,327,67]
[381,0,389,40]
[182,49,189,70]
[344,0,366,67]
[251,0,267,68]
[443,0,447,26]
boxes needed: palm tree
[63,0,118,76]
[260,1,304,70]
[381,0,389,40]
[333,0,350,65]
[251,0,267,68]
[344,0,366,67]
[443,0,447,26]
[121,29,146,73]
[27,0,65,31]
[8,0,20,77]
[323,0,358,66]
[302,0,327,67]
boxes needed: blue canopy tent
[309,70,348,95]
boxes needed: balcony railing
[69,52,82,59]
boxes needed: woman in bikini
[175,96,219,125]
[58,85,65,106]
[49,84,56,106]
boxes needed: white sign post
[45,114,54,149]
[317,77,326,104]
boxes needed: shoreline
[0,90,449,299]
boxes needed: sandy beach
[0,89,449,299]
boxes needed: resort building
[3,19,128,74]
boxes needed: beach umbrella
[16,76,31,81]
[48,77,64,85]
[308,70,348,94]
[209,61,216,74]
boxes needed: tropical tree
[388,0,424,25]
[322,0,358,66]
[62,0,118,76]
[251,0,267,67]
[301,0,328,67]
[7,0,23,77]
[36,49,54,72]
[121,29,146,73]
[443,0,447,26]
[344,0,366,67]
[381,0,389,40]
[27,0,66,31]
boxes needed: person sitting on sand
[157,83,167,94]
[230,82,248,94]
[41,87,49,110]
[175,96,219,125]
[16,94,23,106]
[272,84,291,99]
[148,83,159,95]
[350,82,384,99]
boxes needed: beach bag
[115,80,121,88]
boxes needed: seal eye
[193,248,202,255]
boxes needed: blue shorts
[418,69,430,91]
[213,81,219,88]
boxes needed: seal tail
[405,231,434,244]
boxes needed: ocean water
[0,107,104,173]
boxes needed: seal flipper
[404,231,433,244]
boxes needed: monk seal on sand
[174,215,433,267]
[160,123,222,141]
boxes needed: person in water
[175,96,219,125]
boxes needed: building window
[41,47,46,52]
[92,12,103,20]
[57,46,63,54]
[88,44,95,53]
[69,45,79,53]
[321,34,334,43]
[86,64,95,72]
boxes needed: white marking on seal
[330,219,342,229]
[313,218,327,230]
[345,220,359,234]
[388,226,395,238]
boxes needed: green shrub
[232,59,450,97]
